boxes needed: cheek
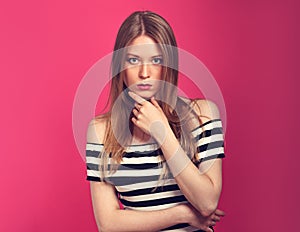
[123,77,128,87]
[153,67,163,79]
[123,76,130,88]
[123,69,135,86]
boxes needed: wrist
[173,204,190,224]
[160,126,176,146]
[159,127,180,159]
[150,121,173,146]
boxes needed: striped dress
[86,119,226,232]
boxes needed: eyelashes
[127,57,139,64]
[152,58,163,65]
[126,57,163,65]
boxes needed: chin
[132,89,156,99]
[137,93,153,100]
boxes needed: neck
[131,126,153,144]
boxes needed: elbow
[96,222,105,232]
[197,200,218,217]
[94,208,120,232]
[97,224,110,232]
[97,220,118,232]
[96,217,114,232]
[197,184,222,217]
[199,205,217,217]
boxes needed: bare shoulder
[178,96,220,123]
[86,114,109,144]
[193,99,220,122]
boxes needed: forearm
[173,162,219,216]
[159,128,220,216]
[98,205,185,232]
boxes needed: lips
[137,83,152,90]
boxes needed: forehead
[126,35,162,57]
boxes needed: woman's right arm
[90,181,187,232]
[87,118,185,231]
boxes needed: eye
[127,57,139,65]
[152,58,163,65]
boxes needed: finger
[210,221,216,226]
[132,108,139,117]
[128,91,146,104]
[150,96,160,108]
[131,117,138,125]
[214,216,220,222]
[206,227,213,232]
[214,209,225,216]
[211,215,220,222]
[134,103,142,110]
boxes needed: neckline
[87,118,221,147]
[86,141,158,147]
[190,118,221,132]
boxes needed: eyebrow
[126,53,163,58]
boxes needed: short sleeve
[191,119,226,165]
[85,142,103,182]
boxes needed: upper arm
[86,116,120,230]
[192,99,224,194]
[86,117,107,144]
[90,181,121,231]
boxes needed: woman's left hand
[128,91,171,144]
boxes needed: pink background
[1,0,299,231]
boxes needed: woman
[86,11,226,232]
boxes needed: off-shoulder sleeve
[191,119,226,165]
[85,142,103,182]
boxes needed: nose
[139,63,150,79]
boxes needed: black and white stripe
[86,119,225,231]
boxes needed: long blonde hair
[94,11,206,183]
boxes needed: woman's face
[123,35,163,100]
